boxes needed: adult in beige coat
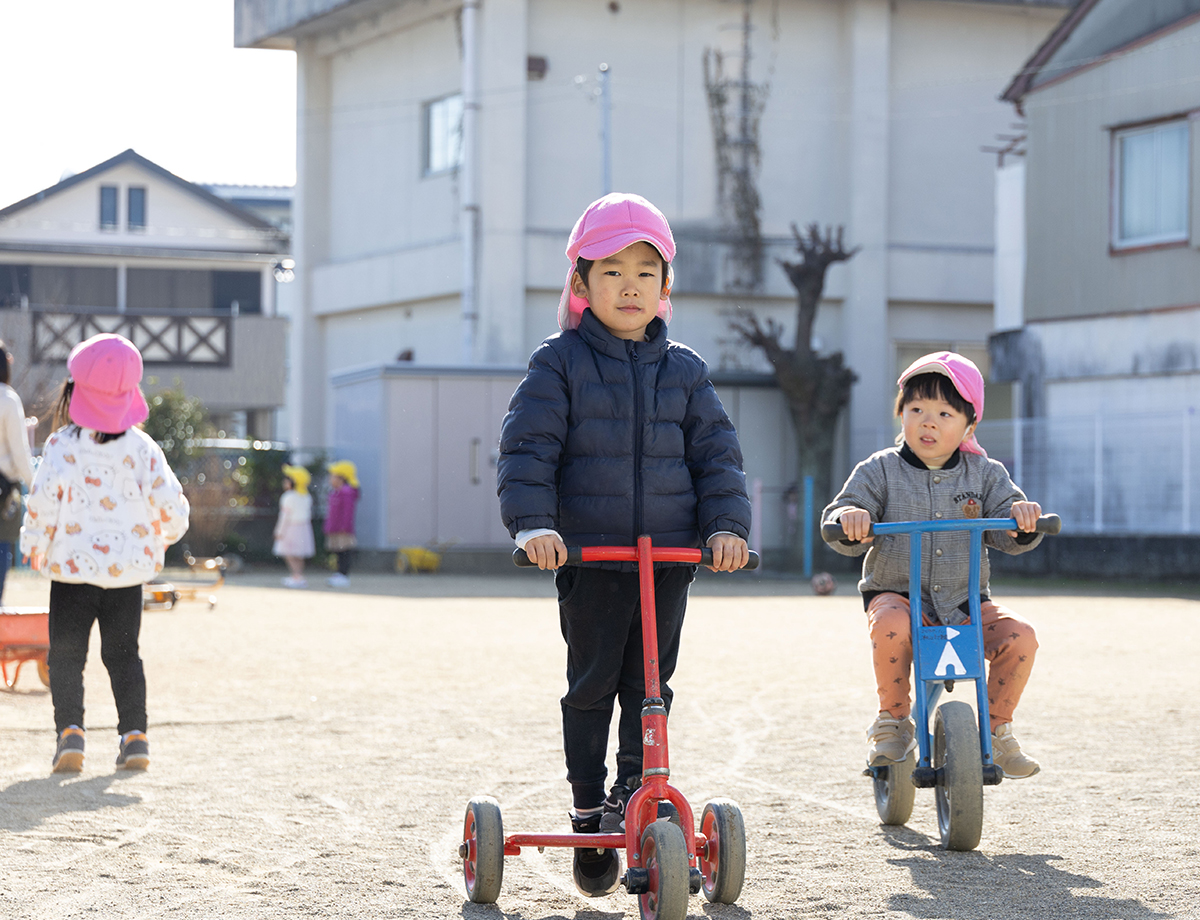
[0,340,36,600]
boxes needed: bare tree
[730,222,859,547]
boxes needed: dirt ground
[0,564,1197,920]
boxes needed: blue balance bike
[822,514,1060,850]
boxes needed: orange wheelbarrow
[0,607,51,689]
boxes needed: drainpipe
[461,0,480,363]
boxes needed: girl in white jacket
[22,334,189,774]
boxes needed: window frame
[99,185,119,230]
[1110,117,1191,251]
[127,186,147,231]
[422,92,464,177]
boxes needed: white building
[992,0,1200,543]
[0,149,290,440]
[235,0,1069,554]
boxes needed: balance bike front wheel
[934,701,983,850]
[638,820,689,920]
[462,796,504,903]
[874,748,916,826]
[699,798,746,904]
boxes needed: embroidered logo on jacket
[954,491,983,518]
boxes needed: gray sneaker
[991,723,1039,779]
[866,714,916,766]
[52,727,85,774]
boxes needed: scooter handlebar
[821,513,1061,544]
[513,546,761,569]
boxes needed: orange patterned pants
[867,592,1038,731]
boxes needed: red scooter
[460,535,758,920]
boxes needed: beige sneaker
[991,723,1040,779]
[866,714,916,766]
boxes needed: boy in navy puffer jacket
[497,193,751,897]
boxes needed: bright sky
[1,0,296,208]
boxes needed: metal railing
[32,311,231,366]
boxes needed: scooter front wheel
[934,701,983,850]
[638,820,689,920]
[462,796,504,903]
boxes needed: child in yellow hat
[324,460,359,587]
[273,464,314,588]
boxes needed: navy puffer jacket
[498,310,750,551]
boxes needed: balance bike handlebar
[820,513,1061,545]
[513,545,761,569]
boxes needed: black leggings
[335,550,354,576]
[47,581,146,735]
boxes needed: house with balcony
[0,149,290,441]
[990,0,1200,573]
[234,0,1069,557]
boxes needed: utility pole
[599,62,612,195]
[460,0,480,363]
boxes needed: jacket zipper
[629,340,644,540]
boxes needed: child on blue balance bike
[822,352,1046,780]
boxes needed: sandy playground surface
[0,564,1197,919]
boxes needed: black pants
[335,550,354,576]
[47,581,146,735]
[555,565,695,811]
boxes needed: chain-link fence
[854,411,1198,536]
[171,440,330,564]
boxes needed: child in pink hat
[498,193,751,896]
[822,351,1048,780]
[22,333,190,774]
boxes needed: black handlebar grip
[821,521,866,544]
[1035,514,1061,535]
[515,547,760,569]
[700,548,761,570]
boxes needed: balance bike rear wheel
[462,796,504,903]
[638,820,689,920]
[874,748,916,826]
[699,798,746,904]
[934,701,983,851]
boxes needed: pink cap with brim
[558,193,676,331]
[67,333,149,433]
[897,351,987,457]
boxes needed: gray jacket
[822,445,1042,624]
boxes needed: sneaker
[52,727,85,774]
[281,576,307,589]
[570,813,621,897]
[866,713,917,766]
[991,723,1040,779]
[116,732,150,771]
[599,781,635,833]
[326,573,350,587]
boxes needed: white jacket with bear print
[21,426,190,588]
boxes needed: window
[128,186,146,230]
[1113,120,1190,248]
[424,93,463,175]
[212,270,261,314]
[99,186,118,229]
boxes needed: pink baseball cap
[897,351,987,457]
[558,193,676,331]
[67,333,150,433]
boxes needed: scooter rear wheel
[874,748,916,826]
[638,820,689,920]
[699,798,746,903]
[934,701,983,851]
[462,796,504,903]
